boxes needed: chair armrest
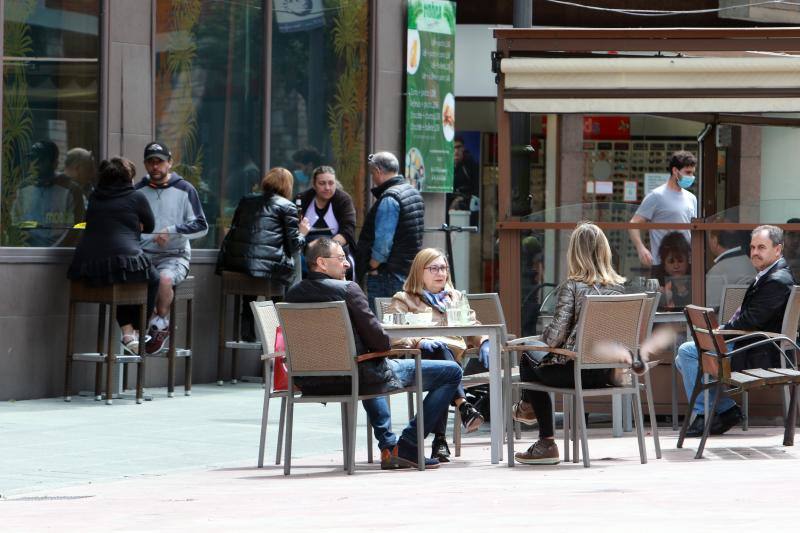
[261,351,285,361]
[506,333,517,341]
[356,348,421,362]
[505,345,576,359]
[713,329,782,338]
[506,334,541,346]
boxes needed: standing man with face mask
[629,151,698,274]
[136,142,208,354]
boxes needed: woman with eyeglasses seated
[295,165,357,280]
[511,222,625,465]
[387,248,488,463]
[216,167,305,341]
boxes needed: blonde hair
[567,222,626,285]
[261,167,293,199]
[403,248,454,295]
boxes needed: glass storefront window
[2,1,100,247]
[269,0,369,210]
[155,0,265,247]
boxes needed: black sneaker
[711,405,743,435]
[685,414,707,438]
[459,402,484,433]
[396,439,439,469]
[431,435,451,463]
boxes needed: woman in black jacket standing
[295,166,357,279]
[216,167,305,340]
[68,157,159,354]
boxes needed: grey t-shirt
[635,184,697,265]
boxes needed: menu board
[404,0,456,193]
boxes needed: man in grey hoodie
[136,142,208,353]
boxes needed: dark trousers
[519,355,612,440]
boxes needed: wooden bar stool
[217,271,283,385]
[146,276,194,397]
[64,281,148,405]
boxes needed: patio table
[383,323,508,465]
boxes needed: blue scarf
[422,289,452,314]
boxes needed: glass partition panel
[519,221,696,337]
[2,0,100,247]
[155,0,265,247]
[269,0,369,205]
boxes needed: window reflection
[155,0,265,247]
[2,0,100,247]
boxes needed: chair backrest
[250,300,279,354]
[374,297,394,322]
[573,293,647,365]
[275,301,358,376]
[466,293,508,338]
[640,292,660,341]
[683,304,730,378]
[779,285,800,355]
[718,284,749,324]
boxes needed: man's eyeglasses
[424,265,449,274]
[324,255,348,263]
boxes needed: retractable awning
[501,56,800,113]
[494,27,800,114]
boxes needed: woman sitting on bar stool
[512,222,626,465]
[216,167,305,341]
[387,248,488,463]
[295,165,357,280]
[67,157,159,354]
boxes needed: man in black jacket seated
[285,238,462,469]
[676,225,796,437]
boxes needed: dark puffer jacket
[216,192,304,285]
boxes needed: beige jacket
[386,290,485,360]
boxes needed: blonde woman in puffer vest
[387,248,488,463]
[512,222,626,466]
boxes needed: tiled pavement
[2,384,798,531]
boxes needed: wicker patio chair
[677,296,800,459]
[276,301,426,474]
[506,293,650,468]
[252,300,380,467]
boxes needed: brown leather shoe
[380,445,409,470]
[515,439,560,465]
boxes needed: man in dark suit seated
[676,224,795,437]
[285,237,463,469]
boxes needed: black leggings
[116,278,159,331]
[519,354,612,440]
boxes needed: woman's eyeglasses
[424,265,449,274]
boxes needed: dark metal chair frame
[678,304,800,459]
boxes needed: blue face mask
[677,175,696,189]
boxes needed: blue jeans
[675,340,736,415]
[361,358,463,450]
[365,271,405,313]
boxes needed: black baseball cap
[144,141,171,161]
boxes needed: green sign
[405,0,456,193]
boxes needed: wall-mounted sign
[404,0,456,193]
[583,116,631,140]
[274,0,324,33]
[644,173,670,195]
